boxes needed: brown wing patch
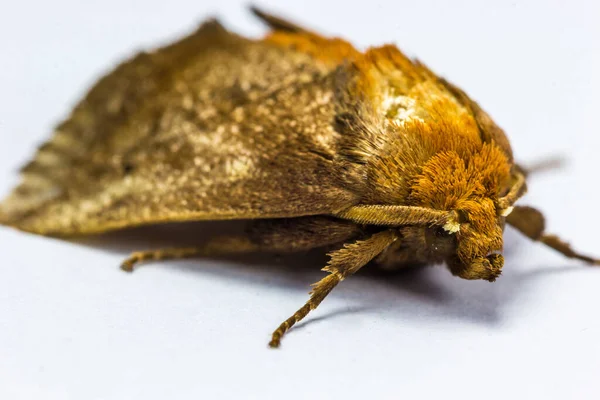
[0,18,363,236]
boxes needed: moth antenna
[498,172,527,210]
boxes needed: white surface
[1,1,600,399]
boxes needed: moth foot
[268,336,281,349]
[120,253,144,272]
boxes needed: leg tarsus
[269,303,312,348]
[540,234,600,265]
[120,247,206,272]
[269,274,340,348]
[120,236,259,272]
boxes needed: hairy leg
[121,238,254,272]
[269,229,398,348]
[506,206,599,265]
[121,216,361,271]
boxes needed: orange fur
[238,30,515,278]
[263,31,360,66]
[346,46,513,272]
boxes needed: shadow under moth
[1,7,598,348]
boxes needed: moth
[1,7,598,348]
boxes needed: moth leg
[506,206,600,265]
[269,230,398,348]
[121,216,361,272]
[120,238,256,272]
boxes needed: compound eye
[435,226,451,237]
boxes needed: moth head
[440,203,506,282]
[432,176,523,281]
[409,147,523,281]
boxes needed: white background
[1,1,600,399]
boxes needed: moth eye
[456,210,469,223]
[435,226,451,237]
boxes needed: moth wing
[0,19,361,235]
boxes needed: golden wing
[0,16,363,236]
